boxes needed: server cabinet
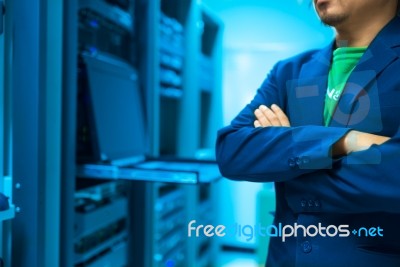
[69,1,223,267]
[133,1,223,266]
[74,1,136,266]
[0,0,15,266]
[74,181,129,267]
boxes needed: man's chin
[318,14,348,27]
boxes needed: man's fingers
[254,109,271,127]
[260,105,281,126]
[254,104,290,128]
[254,120,262,128]
[271,104,290,127]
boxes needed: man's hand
[254,104,389,156]
[332,130,390,156]
[254,104,290,127]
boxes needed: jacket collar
[297,15,400,127]
[330,15,400,127]
[294,42,333,126]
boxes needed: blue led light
[165,259,175,267]
[89,20,99,28]
[88,46,98,54]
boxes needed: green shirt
[324,46,367,126]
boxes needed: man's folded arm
[285,131,399,214]
[216,124,350,182]
[215,61,352,182]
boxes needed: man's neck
[335,14,397,47]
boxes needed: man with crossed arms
[216,0,400,266]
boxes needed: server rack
[0,1,15,266]
[11,0,64,266]
[70,1,223,267]
[75,0,135,266]
[185,183,217,267]
[74,181,129,267]
[133,1,223,267]
[151,183,187,266]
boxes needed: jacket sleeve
[215,62,351,182]
[285,129,400,213]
